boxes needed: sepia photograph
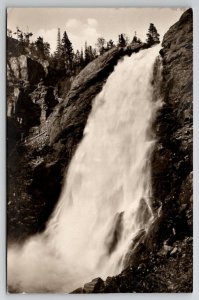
[7,7,193,293]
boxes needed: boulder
[83,278,105,293]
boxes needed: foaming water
[8,46,161,293]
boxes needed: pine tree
[61,31,74,71]
[118,34,128,47]
[73,49,81,72]
[92,48,98,59]
[146,23,160,45]
[55,28,62,57]
[84,42,90,65]
[84,43,97,65]
[131,32,142,46]
[44,42,51,58]
[35,36,45,59]
[24,32,33,45]
[96,37,106,55]
[107,39,115,49]
[80,48,84,67]
[132,31,138,44]
[74,50,81,65]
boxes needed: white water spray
[8,46,161,293]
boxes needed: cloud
[66,18,98,29]
[87,18,98,27]
[64,18,100,51]
[83,26,98,37]
[66,18,81,29]
[36,18,100,53]
[37,28,57,53]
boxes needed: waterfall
[8,46,161,293]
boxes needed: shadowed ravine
[8,46,162,293]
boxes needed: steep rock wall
[77,8,192,293]
[7,55,46,85]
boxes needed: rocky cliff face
[151,8,193,243]
[7,55,47,84]
[6,39,65,238]
[7,8,192,293]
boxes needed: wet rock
[83,277,105,293]
[71,287,84,294]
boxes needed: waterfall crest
[8,46,161,293]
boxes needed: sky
[7,8,186,53]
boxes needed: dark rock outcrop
[6,50,49,149]
[7,55,46,85]
[151,7,193,243]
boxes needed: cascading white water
[8,46,161,293]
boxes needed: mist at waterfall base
[8,46,161,293]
